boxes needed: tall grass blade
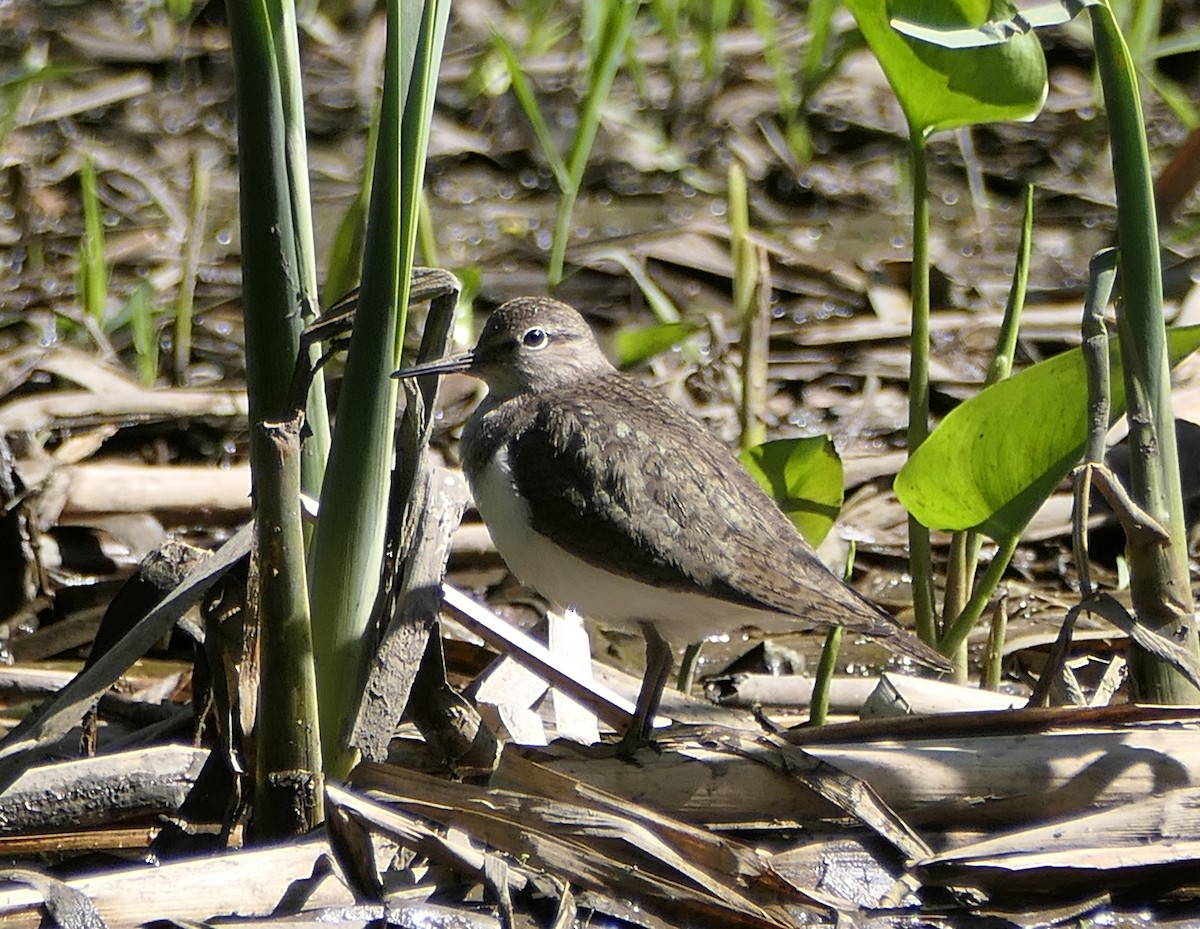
[490,30,568,188]
[1089,1,1199,702]
[307,0,450,780]
[494,1,635,288]
[324,94,381,307]
[549,0,637,287]
[173,150,211,382]
[940,186,1034,668]
[77,154,108,326]
[126,279,158,386]
[273,0,331,499]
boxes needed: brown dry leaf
[0,745,207,837]
[917,785,1200,897]
[0,382,248,435]
[511,735,841,828]
[791,705,1200,830]
[348,757,842,926]
[0,836,351,924]
[706,669,1023,715]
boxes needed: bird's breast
[470,443,538,573]
[470,442,588,608]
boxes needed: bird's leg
[618,621,674,758]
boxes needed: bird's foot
[554,736,657,766]
[615,727,663,764]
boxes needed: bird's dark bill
[392,351,475,379]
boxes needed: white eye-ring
[522,327,549,349]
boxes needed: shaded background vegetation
[6,0,1198,387]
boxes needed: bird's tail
[821,584,953,672]
[881,624,953,671]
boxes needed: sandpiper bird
[396,297,949,753]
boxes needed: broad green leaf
[615,322,698,368]
[740,436,844,546]
[896,325,1200,539]
[844,0,1048,133]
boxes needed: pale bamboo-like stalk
[225,0,323,835]
[1090,2,1199,702]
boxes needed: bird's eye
[522,327,548,348]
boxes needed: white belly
[472,448,781,641]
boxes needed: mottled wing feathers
[508,378,771,607]
[495,374,941,662]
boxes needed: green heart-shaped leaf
[896,325,1200,539]
[845,0,1048,133]
[615,321,699,368]
[741,436,844,546]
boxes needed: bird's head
[394,296,614,400]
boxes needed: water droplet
[556,106,578,131]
